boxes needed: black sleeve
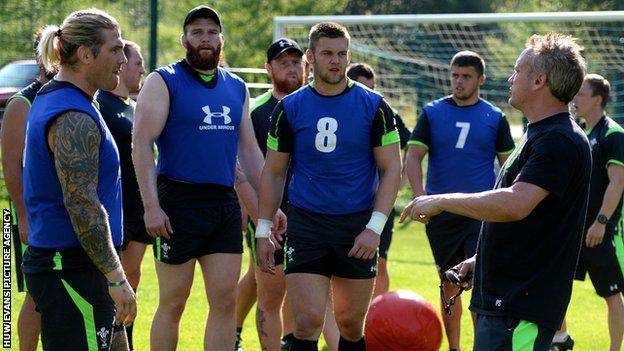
[393,111,411,150]
[408,110,430,150]
[370,98,400,147]
[496,113,515,154]
[250,110,268,155]
[267,100,294,153]
[604,130,624,168]
[516,132,580,198]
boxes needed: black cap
[267,38,303,63]
[183,6,221,32]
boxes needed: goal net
[274,12,624,126]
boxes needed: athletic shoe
[550,335,574,351]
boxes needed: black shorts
[121,219,153,249]
[154,177,243,264]
[474,314,554,351]
[247,220,285,266]
[425,212,480,274]
[575,229,624,297]
[25,268,118,351]
[378,209,396,260]
[283,205,377,279]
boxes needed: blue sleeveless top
[155,60,246,185]
[23,80,123,249]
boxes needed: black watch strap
[597,214,609,224]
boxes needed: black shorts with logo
[23,247,120,351]
[247,219,285,266]
[575,228,624,297]
[283,205,377,279]
[425,211,480,274]
[153,177,243,264]
[122,219,153,249]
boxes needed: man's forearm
[69,202,121,275]
[132,143,160,208]
[405,153,425,197]
[436,188,527,222]
[597,180,624,220]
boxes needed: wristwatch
[597,214,609,224]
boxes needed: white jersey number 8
[455,122,471,149]
[315,117,338,153]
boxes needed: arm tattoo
[52,111,121,275]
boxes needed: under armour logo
[279,40,288,47]
[610,284,619,291]
[97,327,110,348]
[495,299,502,307]
[116,112,125,119]
[203,105,231,125]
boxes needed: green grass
[8,219,610,350]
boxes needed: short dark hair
[308,22,350,52]
[346,62,375,81]
[122,40,141,60]
[450,50,485,76]
[585,73,610,109]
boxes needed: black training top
[583,116,624,230]
[470,112,591,330]
[96,90,144,222]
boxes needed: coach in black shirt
[400,33,590,351]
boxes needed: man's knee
[334,312,365,340]
[208,284,238,313]
[294,310,325,338]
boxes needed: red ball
[365,290,442,351]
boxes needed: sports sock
[290,337,318,351]
[338,336,366,351]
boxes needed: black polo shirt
[470,112,591,330]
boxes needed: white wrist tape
[255,219,273,238]
[366,211,388,236]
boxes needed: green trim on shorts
[61,279,98,351]
[52,252,63,271]
[248,221,257,264]
[283,238,289,270]
[512,320,539,351]
[381,130,400,146]
[615,221,624,275]
[155,237,161,261]
[21,243,28,292]
[407,140,429,150]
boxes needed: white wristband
[255,219,273,238]
[365,211,388,236]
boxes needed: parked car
[0,60,38,120]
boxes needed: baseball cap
[183,6,221,32]
[267,38,304,63]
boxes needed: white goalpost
[273,11,624,125]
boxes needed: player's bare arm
[256,150,290,274]
[1,98,30,244]
[405,145,427,197]
[132,72,173,238]
[586,164,624,247]
[349,143,401,260]
[51,111,136,326]
[400,181,549,224]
